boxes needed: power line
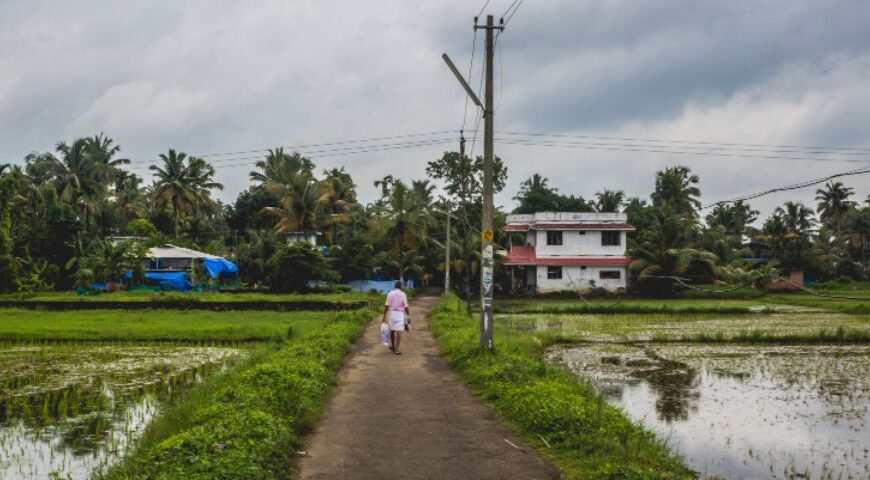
[502,0,524,26]
[702,166,870,209]
[496,130,870,155]
[476,0,491,18]
[124,130,457,165]
[127,138,456,172]
[500,0,521,23]
[461,29,479,133]
[491,137,870,163]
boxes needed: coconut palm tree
[777,201,816,234]
[705,200,759,238]
[815,181,856,247]
[260,175,330,235]
[594,189,625,213]
[149,149,198,236]
[250,149,314,197]
[371,178,431,255]
[45,138,106,225]
[85,133,129,184]
[320,167,358,242]
[185,156,223,216]
[629,205,717,294]
[113,173,147,226]
[651,166,701,219]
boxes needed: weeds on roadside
[429,295,695,480]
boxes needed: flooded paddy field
[0,343,248,479]
[499,312,870,342]
[548,343,870,479]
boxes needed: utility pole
[445,212,451,294]
[443,14,502,351]
[476,14,501,351]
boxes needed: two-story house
[501,212,634,293]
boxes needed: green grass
[498,311,870,343]
[429,295,694,480]
[98,304,378,480]
[0,289,376,303]
[0,309,346,342]
[497,291,870,314]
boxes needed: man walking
[383,281,410,354]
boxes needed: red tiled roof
[533,223,634,231]
[502,245,535,262]
[502,224,530,231]
[502,223,634,232]
[502,245,630,266]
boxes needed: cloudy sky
[2,0,869,222]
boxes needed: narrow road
[298,294,558,480]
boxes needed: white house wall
[534,230,625,257]
[535,266,626,292]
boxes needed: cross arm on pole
[442,53,483,110]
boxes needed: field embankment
[429,295,695,479]
[0,309,362,342]
[97,305,377,480]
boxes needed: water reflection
[0,344,246,480]
[549,344,870,480]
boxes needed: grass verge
[98,305,377,480]
[429,295,695,479]
[0,309,357,342]
[0,290,376,303]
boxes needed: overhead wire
[476,0,492,18]
[702,165,870,209]
[500,0,522,24]
[491,137,870,163]
[124,130,456,165]
[496,131,870,155]
[125,137,456,172]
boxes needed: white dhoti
[388,310,405,331]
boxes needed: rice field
[0,343,249,479]
[548,343,870,479]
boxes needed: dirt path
[298,294,558,480]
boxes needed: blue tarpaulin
[348,279,415,293]
[143,271,188,281]
[203,257,239,279]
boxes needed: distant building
[282,231,319,246]
[502,212,634,293]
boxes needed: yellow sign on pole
[482,229,494,241]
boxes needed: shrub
[266,242,339,293]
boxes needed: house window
[547,266,563,279]
[601,231,621,246]
[599,270,621,280]
[546,231,563,246]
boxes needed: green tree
[594,189,625,213]
[266,242,337,292]
[150,150,223,236]
[629,205,717,295]
[815,181,856,250]
[705,200,759,238]
[249,148,314,197]
[651,166,701,219]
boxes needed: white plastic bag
[380,323,390,347]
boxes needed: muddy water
[548,344,870,480]
[500,312,870,341]
[0,343,247,480]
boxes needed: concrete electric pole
[443,14,502,351]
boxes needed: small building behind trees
[502,212,633,293]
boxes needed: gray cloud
[1,0,868,223]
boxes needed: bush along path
[98,306,378,480]
[429,295,696,480]
[299,294,558,480]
